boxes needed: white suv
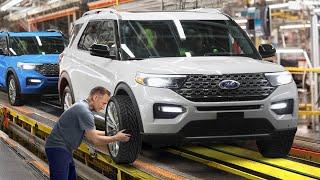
[59,8,298,164]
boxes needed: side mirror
[89,44,114,58]
[259,44,276,58]
[0,48,5,55]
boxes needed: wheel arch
[114,82,144,133]
[6,68,21,93]
[59,71,75,103]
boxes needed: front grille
[197,105,262,111]
[174,73,276,102]
[35,64,59,77]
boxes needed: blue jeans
[45,147,77,180]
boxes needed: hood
[10,54,59,64]
[135,56,285,74]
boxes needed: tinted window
[96,20,116,56]
[78,21,99,51]
[78,20,115,54]
[9,36,65,55]
[69,23,83,47]
[119,20,259,60]
[0,36,8,55]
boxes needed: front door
[0,35,8,88]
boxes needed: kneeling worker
[45,86,130,180]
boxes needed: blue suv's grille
[35,64,59,77]
[174,73,275,102]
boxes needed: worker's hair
[89,86,111,97]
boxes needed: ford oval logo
[219,80,240,90]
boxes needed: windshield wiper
[149,56,162,58]
[127,57,144,60]
[203,53,255,58]
[204,53,232,56]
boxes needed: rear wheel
[62,85,74,111]
[7,75,23,106]
[256,133,295,158]
[105,95,141,164]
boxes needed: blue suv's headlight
[17,62,41,70]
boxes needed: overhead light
[48,0,60,4]
[268,3,289,10]
[240,25,246,30]
[0,0,23,11]
[279,24,320,30]
[275,48,305,54]
[234,19,247,24]
[288,1,301,10]
[280,24,310,30]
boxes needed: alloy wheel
[64,91,73,110]
[106,101,120,157]
[8,78,16,104]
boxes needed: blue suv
[0,32,65,105]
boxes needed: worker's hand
[114,129,131,142]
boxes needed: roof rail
[46,29,68,38]
[187,8,221,14]
[82,8,118,17]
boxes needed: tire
[62,85,74,111]
[256,134,295,158]
[7,74,23,106]
[105,95,142,164]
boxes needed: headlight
[17,62,41,70]
[265,71,293,86]
[135,72,187,88]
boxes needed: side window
[96,20,116,57]
[78,21,99,51]
[0,36,8,55]
[69,23,83,47]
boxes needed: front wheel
[256,133,295,158]
[105,95,142,164]
[7,75,23,106]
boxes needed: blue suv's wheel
[7,74,23,106]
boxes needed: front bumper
[132,81,298,139]
[142,128,297,146]
[18,70,58,94]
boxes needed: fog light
[270,99,293,115]
[153,104,186,119]
[159,106,184,113]
[270,102,287,110]
[27,78,41,85]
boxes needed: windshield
[120,20,260,60]
[9,36,65,55]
